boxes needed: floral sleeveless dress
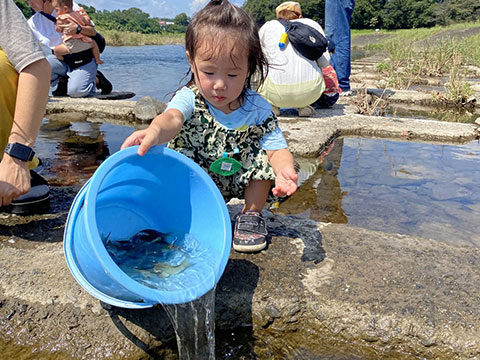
[168,87,279,203]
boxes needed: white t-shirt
[27,2,85,55]
[258,18,330,108]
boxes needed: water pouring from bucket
[64,145,232,308]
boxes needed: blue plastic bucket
[64,146,232,308]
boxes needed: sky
[78,0,246,19]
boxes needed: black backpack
[277,19,328,61]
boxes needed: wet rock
[46,112,87,123]
[134,96,167,122]
[265,304,282,319]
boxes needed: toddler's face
[188,38,249,114]
[51,1,69,15]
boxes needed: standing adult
[0,0,51,213]
[325,0,355,95]
[257,1,331,117]
[26,0,111,97]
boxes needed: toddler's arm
[267,148,298,197]
[76,7,91,25]
[55,17,67,33]
[121,109,184,156]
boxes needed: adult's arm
[0,59,51,206]
[0,0,51,205]
[59,5,97,37]
[60,21,97,37]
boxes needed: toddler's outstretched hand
[121,127,161,156]
[272,165,298,197]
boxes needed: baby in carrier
[51,0,103,64]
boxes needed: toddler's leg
[243,180,271,213]
[91,42,103,65]
[53,44,69,61]
[233,180,272,253]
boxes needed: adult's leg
[47,54,68,88]
[325,0,355,92]
[67,58,97,98]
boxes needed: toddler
[121,0,298,253]
[52,0,103,64]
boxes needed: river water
[99,45,190,102]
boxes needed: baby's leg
[53,44,69,61]
[91,42,103,64]
[243,180,272,213]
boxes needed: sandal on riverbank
[96,70,112,95]
[52,76,68,96]
[0,170,50,215]
[233,211,268,253]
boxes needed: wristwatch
[4,142,35,162]
[76,24,82,34]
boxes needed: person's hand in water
[272,164,298,197]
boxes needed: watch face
[5,143,34,161]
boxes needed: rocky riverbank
[2,35,480,358]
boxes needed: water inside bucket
[103,228,217,292]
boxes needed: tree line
[243,0,480,29]
[15,0,480,32]
[14,0,188,34]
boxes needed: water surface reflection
[278,137,480,247]
[35,117,135,189]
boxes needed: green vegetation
[99,28,183,46]
[243,0,325,25]
[14,0,188,35]
[16,0,480,34]
[14,0,33,18]
[243,0,480,29]
[370,23,479,104]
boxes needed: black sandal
[233,211,268,253]
[0,170,50,215]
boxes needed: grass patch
[372,22,479,103]
[362,21,480,51]
[99,28,184,46]
[458,32,480,66]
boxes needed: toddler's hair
[53,0,73,8]
[185,0,268,104]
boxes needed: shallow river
[3,45,480,359]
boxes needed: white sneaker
[272,106,280,116]
[339,90,353,97]
[297,105,315,117]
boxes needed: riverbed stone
[133,96,167,122]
